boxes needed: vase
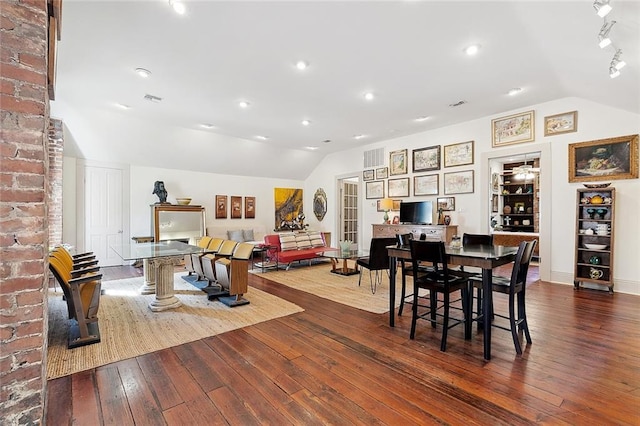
[443,215,451,226]
[503,205,511,214]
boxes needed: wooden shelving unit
[574,187,615,294]
[497,161,539,233]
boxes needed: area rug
[46,273,303,380]
[253,263,408,314]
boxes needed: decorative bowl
[583,183,611,189]
[584,243,607,250]
[176,197,192,205]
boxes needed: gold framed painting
[215,195,227,219]
[568,134,638,183]
[444,140,474,167]
[231,196,242,219]
[244,196,255,219]
[389,149,408,175]
[545,110,577,136]
[491,110,535,147]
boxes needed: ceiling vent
[144,94,163,103]
[449,100,467,107]
[363,148,385,168]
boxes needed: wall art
[375,167,388,179]
[365,181,384,199]
[215,195,227,219]
[568,134,638,182]
[444,140,474,167]
[544,110,577,136]
[363,169,374,181]
[492,110,535,147]
[443,170,474,194]
[231,196,242,219]
[244,196,255,219]
[412,145,440,172]
[389,149,408,175]
[388,177,410,197]
[413,174,439,196]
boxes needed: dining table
[387,243,519,360]
[111,240,207,312]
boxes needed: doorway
[336,176,360,247]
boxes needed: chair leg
[509,292,522,355]
[476,287,483,331]
[440,292,449,352]
[370,270,379,294]
[358,269,363,287]
[429,292,437,328]
[518,291,532,344]
[398,272,407,316]
[410,285,419,339]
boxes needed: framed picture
[389,149,408,175]
[443,170,474,194]
[413,174,439,196]
[491,172,500,193]
[492,110,535,147]
[231,196,242,219]
[437,197,455,211]
[375,167,388,179]
[568,134,638,183]
[545,111,577,136]
[412,145,440,172]
[444,140,474,167]
[244,196,255,219]
[365,181,384,199]
[363,169,374,181]
[215,195,227,219]
[492,194,499,213]
[388,178,410,197]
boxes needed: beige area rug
[46,273,304,380]
[253,262,409,314]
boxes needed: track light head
[593,0,612,18]
[598,20,616,49]
[611,49,626,70]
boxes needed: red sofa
[263,232,334,270]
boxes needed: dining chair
[356,237,397,293]
[396,233,433,316]
[460,233,494,322]
[409,240,470,351]
[470,239,536,354]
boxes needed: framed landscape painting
[375,167,388,180]
[492,110,535,147]
[545,110,577,136]
[388,178,410,197]
[389,149,408,175]
[444,140,474,167]
[365,181,384,199]
[443,170,474,194]
[413,174,439,196]
[412,145,440,172]
[363,169,374,181]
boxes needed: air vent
[363,148,385,168]
[144,94,163,103]
[449,100,467,107]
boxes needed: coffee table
[321,250,368,276]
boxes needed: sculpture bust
[152,180,168,204]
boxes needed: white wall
[305,97,640,294]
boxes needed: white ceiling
[51,1,640,178]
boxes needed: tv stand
[372,224,457,243]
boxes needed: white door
[83,164,125,266]
[339,179,359,246]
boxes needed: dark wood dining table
[387,244,519,360]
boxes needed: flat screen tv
[399,201,433,225]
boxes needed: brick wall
[0,0,49,424]
[48,118,63,246]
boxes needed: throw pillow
[227,229,244,242]
[308,231,325,247]
[242,229,255,242]
[279,234,297,251]
[295,232,311,249]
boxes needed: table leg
[389,256,397,327]
[482,268,493,360]
[140,258,156,295]
[148,256,182,312]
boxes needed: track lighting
[593,0,612,18]
[598,20,616,49]
[611,49,626,70]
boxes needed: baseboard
[550,271,639,295]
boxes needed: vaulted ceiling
[51,1,639,179]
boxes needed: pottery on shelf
[503,205,512,214]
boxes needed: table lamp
[380,198,394,224]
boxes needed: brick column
[0,0,49,424]
[48,118,63,246]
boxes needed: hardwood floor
[46,265,640,425]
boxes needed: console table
[372,224,457,243]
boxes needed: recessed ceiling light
[200,124,215,129]
[306,146,319,150]
[169,0,186,15]
[508,88,522,96]
[116,103,130,109]
[135,68,151,78]
[238,101,250,108]
[301,120,311,126]
[296,60,309,70]
[354,134,366,140]
[464,44,481,56]
[415,116,430,122]
[256,135,268,140]
[364,92,375,101]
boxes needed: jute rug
[46,273,303,380]
[252,262,408,314]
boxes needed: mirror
[151,205,206,244]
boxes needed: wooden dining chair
[356,237,397,294]
[409,240,470,351]
[470,240,536,354]
[460,233,494,322]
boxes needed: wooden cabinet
[574,187,615,293]
[372,224,457,243]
